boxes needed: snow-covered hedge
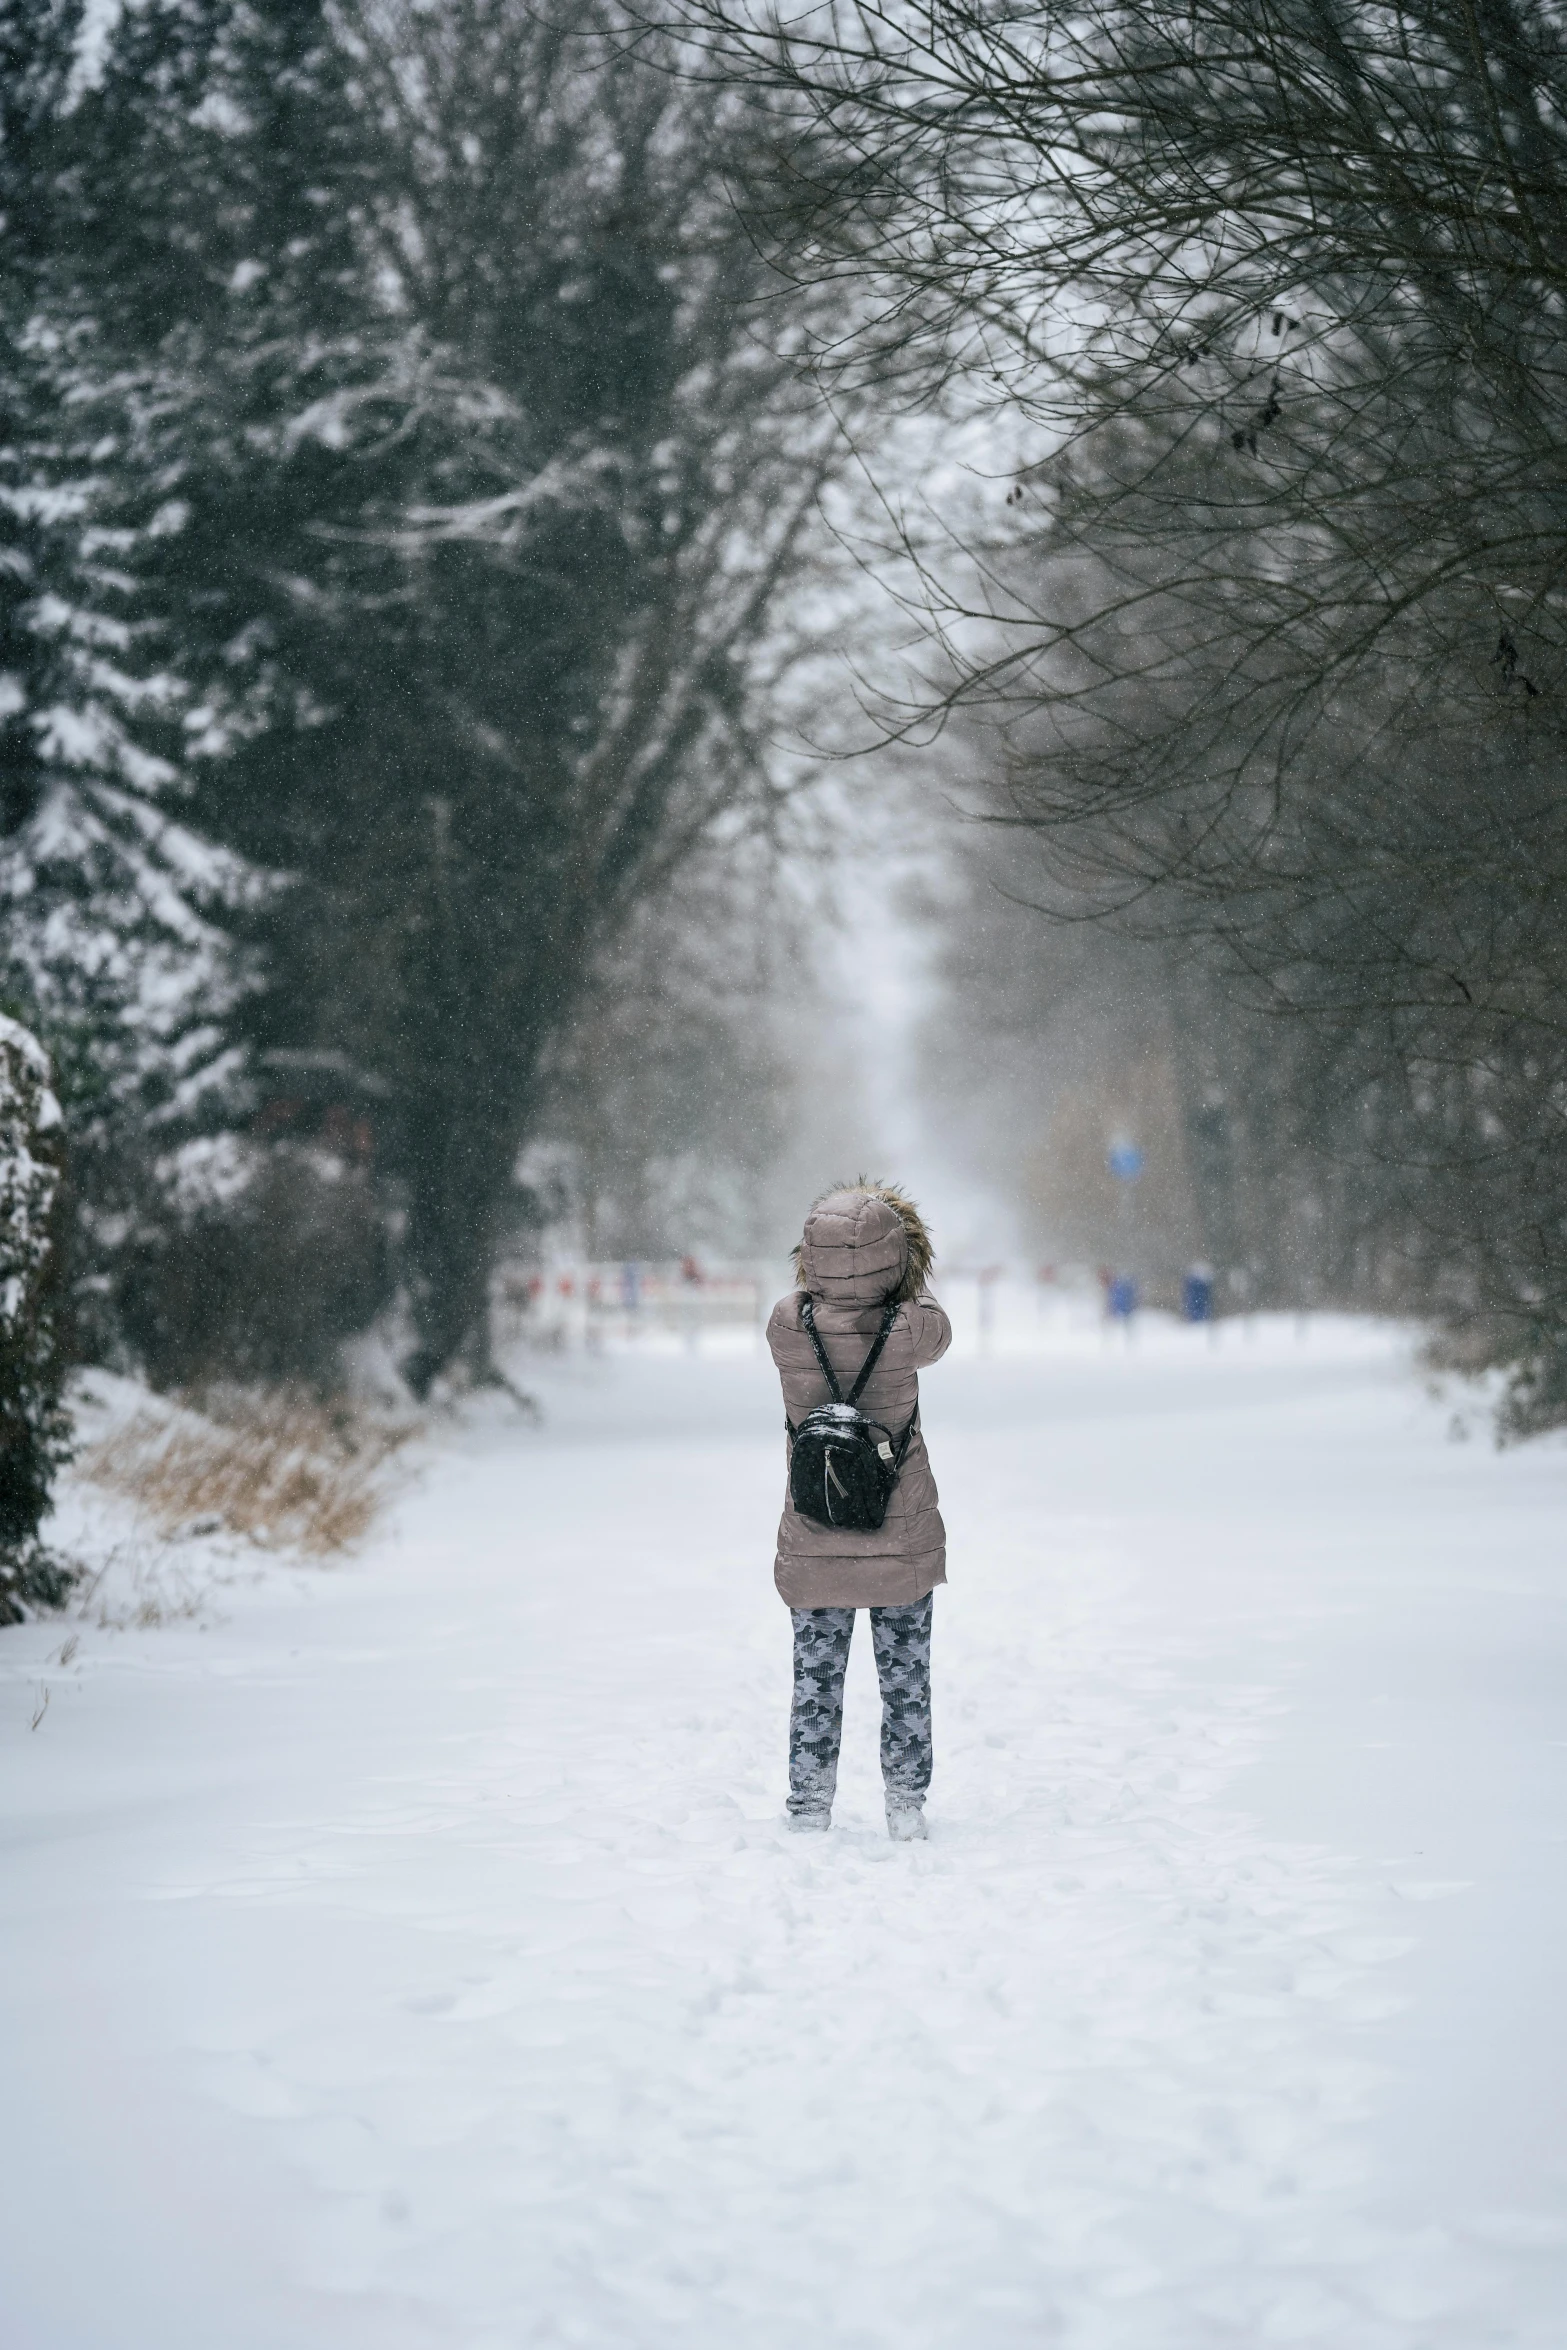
[0,1014,71,1620]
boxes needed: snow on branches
[0,348,256,1118]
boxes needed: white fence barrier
[494,1261,771,1349]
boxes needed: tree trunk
[399,1109,517,1398]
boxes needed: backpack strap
[846,1301,900,1404]
[798,1294,900,1407]
[796,1295,843,1403]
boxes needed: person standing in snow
[768,1182,953,1840]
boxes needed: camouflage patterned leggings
[787,1594,934,1819]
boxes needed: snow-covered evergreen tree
[0,4,258,1355]
[0,1012,70,1619]
[0,348,263,1356]
[0,334,250,1105]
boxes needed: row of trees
[0,0,859,1381]
[1,0,851,1410]
[692,0,1567,1428]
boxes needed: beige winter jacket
[768,1187,952,1609]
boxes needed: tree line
[0,0,850,1434]
[689,0,1567,1431]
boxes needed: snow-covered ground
[3,1307,1566,2349]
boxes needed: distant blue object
[620,1261,642,1309]
[1182,1268,1215,1323]
[1107,1275,1138,1320]
[1107,1142,1145,1182]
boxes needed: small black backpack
[786,1295,917,1532]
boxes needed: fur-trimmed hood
[792,1178,935,1309]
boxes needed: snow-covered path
[3,1318,1566,2349]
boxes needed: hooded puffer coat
[767,1186,952,1608]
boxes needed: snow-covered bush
[0,1014,71,1621]
[116,1136,393,1393]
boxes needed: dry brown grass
[80,1384,417,1555]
